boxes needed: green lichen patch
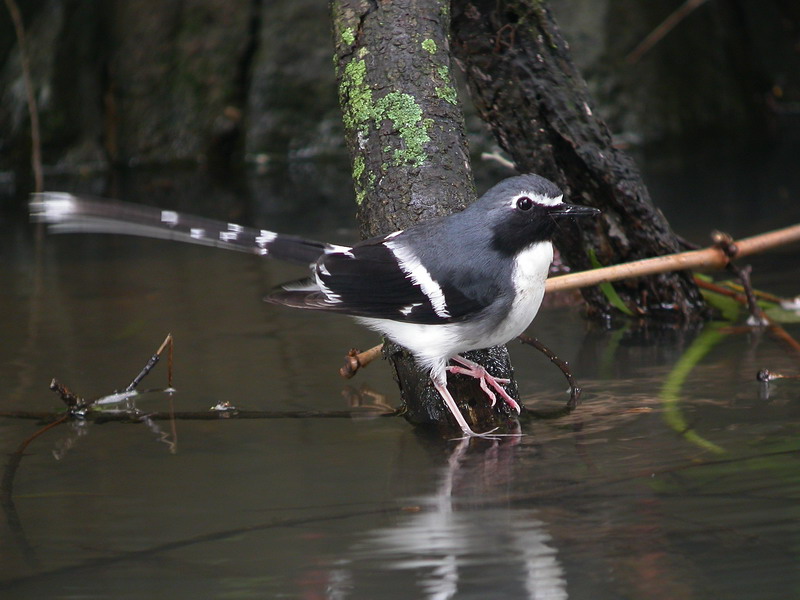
[421,39,437,54]
[339,56,432,169]
[341,27,355,46]
[352,154,365,181]
[374,92,431,167]
[339,57,373,133]
[435,85,458,105]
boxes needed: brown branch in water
[49,334,176,418]
[626,0,710,65]
[757,369,800,382]
[546,224,800,294]
[339,344,383,379]
[49,378,89,412]
[3,0,43,192]
[517,333,582,418]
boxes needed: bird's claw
[447,359,521,414]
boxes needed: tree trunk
[451,0,708,320]
[330,0,521,435]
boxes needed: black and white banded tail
[29,192,333,265]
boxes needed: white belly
[357,241,553,378]
[486,240,553,345]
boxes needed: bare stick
[757,370,800,382]
[4,0,43,192]
[546,224,800,293]
[626,0,710,65]
[125,333,173,392]
[340,344,383,379]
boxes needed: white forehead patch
[508,192,563,208]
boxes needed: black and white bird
[30,174,599,437]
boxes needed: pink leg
[447,355,521,414]
[431,375,500,438]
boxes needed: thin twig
[125,333,173,392]
[3,0,43,192]
[626,0,710,65]
[709,230,768,324]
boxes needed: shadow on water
[0,146,799,598]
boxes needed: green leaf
[764,304,800,323]
[699,288,741,322]
[587,249,635,316]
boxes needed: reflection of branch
[1,415,68,569]
[0,506,392,591]
[3,0,43,192]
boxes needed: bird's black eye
[516,196,534,211]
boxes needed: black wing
[267,237,494,324]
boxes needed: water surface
[1,148,799,599]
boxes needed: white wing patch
[399,302,423,316]
[160,210,179,225]
[255,230,277,247]
[384,240,450,319]
[325,244,355,258]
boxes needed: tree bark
[330,0,521,435]
[451,0,709,320]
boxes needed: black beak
[547,203,600,218]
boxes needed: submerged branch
[0,408,399,423]
[517,334,582,418]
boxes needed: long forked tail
[29,192,335,265]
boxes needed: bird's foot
[448,355,521,414]
[432,378,522,440]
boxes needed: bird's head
[476,174,599,256]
